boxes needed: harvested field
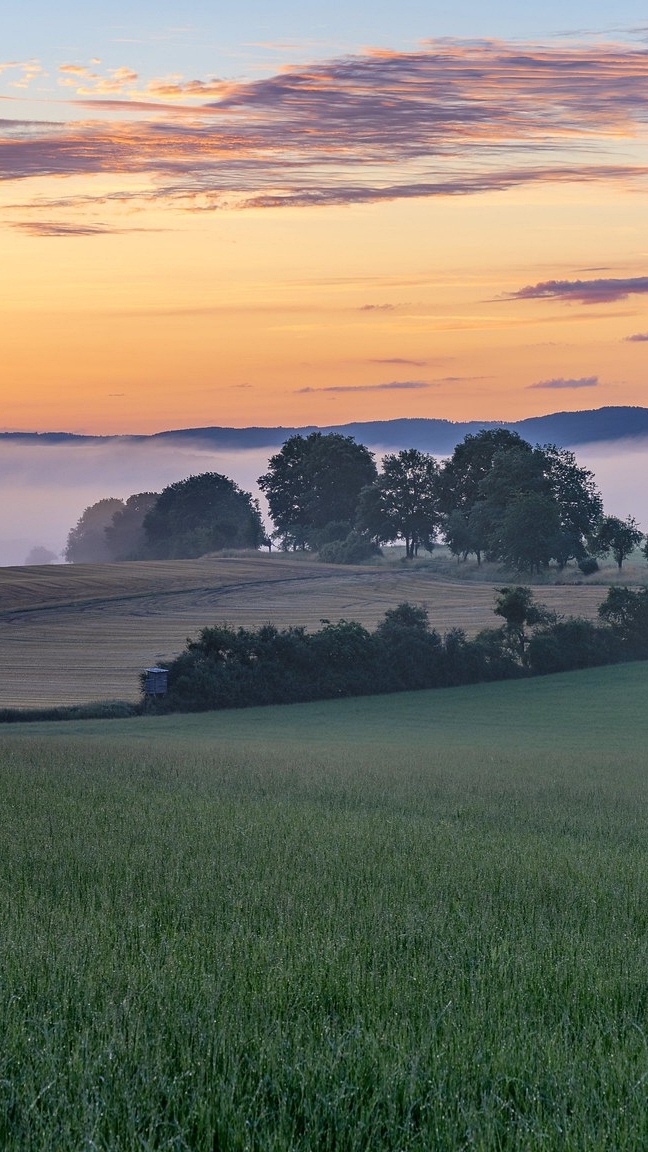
[0,555,609,707]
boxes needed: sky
[2,1,648,433]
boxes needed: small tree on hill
[594,515,643,570]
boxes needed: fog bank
[0,436,646,568]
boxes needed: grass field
[2,663,648,1148]
[0,554,613,707]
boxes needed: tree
[594,515,644,570]
[105,492,158,561]
[598,585,648,653]
[24,546,58,565]
[478,445,549,510]
[443,502,492,566]
[356,449,441,558]
[474,443,605,573]
[258,433,377,549]
[143,473,265,559]
[65,498,124,563]
[493,585,556,658]
[542,445,603,552]
[443,509,473,563]
[439,430,604,573]
[496,493,563,575]
[437,428,530,515]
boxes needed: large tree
[143,473,265,559]
[437,428,530,515]
[258,433,377,549]
[496,493,563,575]
[438,430,603,572]
[65,498,125,563]
[356,449,441,558]
[542,445,603,558]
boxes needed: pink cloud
[508,277,648,304]
[2,38,648,217]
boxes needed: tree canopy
[438,430,604,572]
[594,515,643,570]
[258,433,377,549]
[356,448,440,558]
[437,428,528,514]
[143,473,265,559]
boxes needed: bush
[578,556,599,575]
[526,620,619,675]
[318,531,380,564]
[0,701,141,724]
[139,586,648,717]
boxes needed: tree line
[146,584,648,714]
[64,475,265,563]
[64,427,644,574]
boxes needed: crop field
[0,554,611,707]
[2,663,648,1148]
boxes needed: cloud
[58,64,139,96]
[436,375,494,382]
[359,304,395,312]
[506,277,648,304]
[297,380,432,394]
[625,332,648,341]
[528,376,599,389]
[0,60,44,89]
[369,357,428,366]
[11,220,164,237]
[3,38,648,220]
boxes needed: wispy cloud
[507,276,648,304]
[369,357,428,366]
[297,380,432,394]
[0,60,44,89]
[528,376,599,389]
[3,38,648,220]
[625,332,648,341]
[58,63,138,96]
[359,304,396,312]
[11,220,158,237]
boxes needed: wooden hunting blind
[144,667,168,696]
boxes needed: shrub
[318,531,380,564]
[526,620,619,675]
[578,556,599,575]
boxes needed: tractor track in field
[0,557,610,707]
[0,570,353,623]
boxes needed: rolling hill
[3,405,648,454]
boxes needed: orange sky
[2,38,648,432]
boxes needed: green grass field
[3,664,648,1148]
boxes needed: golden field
[0,553,615,707]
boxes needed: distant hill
[3,407,648,453]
